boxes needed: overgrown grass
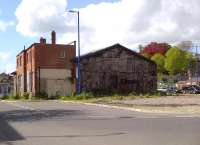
[59,91,94,101]
[58,91,166,102]
[1,94,30,100]
[1,94,49,101]
[1,91,169,101]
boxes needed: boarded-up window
[27,72,32,92]
[20,56,22,66]
[60,49,66,58]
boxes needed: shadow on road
[0,109,127,144]
[0,109,84,122]
[0,119,24,143]
[26,132,126,138]
[0,109,84,143]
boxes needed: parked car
[181,85,200,94]
[167,87,179,94]
[157,87,179,94]
[157,88,168,93]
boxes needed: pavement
[0,100,200,145]
[112,95,200,106]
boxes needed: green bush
[1,95,9,100]
[77,91,94,99]
[1,95,20,100]
[20,93,29,100]
[59,96,67,100]
[128,91,138,96]
[59,91,94,100]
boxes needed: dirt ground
[107,95,200,114]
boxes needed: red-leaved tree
[141,42,170,56]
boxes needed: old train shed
[79,44,157,94]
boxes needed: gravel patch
[112,96,200,106]
[93,95,200,114]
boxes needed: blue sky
[0,0,200,73]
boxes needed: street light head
[69,10,79,13]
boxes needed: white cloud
[4,63,15,73]
[0,52,10,61]
[0,9,14,32]
[0,17,14,32]
[0,63,15,73]
[15,0,68,37]
[0,52,15,73]
[0,20,14,32]
[15,0,200,54]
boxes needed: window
[60,49,66,58]
[27,53,29,63]
[27,72,32,92]
[20,56,22,66]
[29,51,32,62]
[18,75,22,91]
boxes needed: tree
[151,53,165,80]
[164,47,189,75]
[185,52,196,79]
[142,42,170,56]
[151,53,165,73]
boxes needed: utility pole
[195,45,199,85]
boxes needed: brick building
[79,44,157,93]
[15,31,76,97]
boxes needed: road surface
[0,100,200,145]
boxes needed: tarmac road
[0,100,200,145]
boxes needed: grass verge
[58,91,169,103]
[1,91,177,102]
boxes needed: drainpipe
[38,67,40,96]
[23,45,26,94]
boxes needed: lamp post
[69,10,81,94]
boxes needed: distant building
[176,54,200,89]
[79,44,157,94]
[0,73,14,97]
[194,54,200,77]
[176,77,200,89]
[15,31,76,97]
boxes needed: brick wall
[16,34,76,96]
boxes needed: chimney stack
[51,31,56,44]
[40,37,46,44]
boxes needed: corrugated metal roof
[77,43,156,64]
